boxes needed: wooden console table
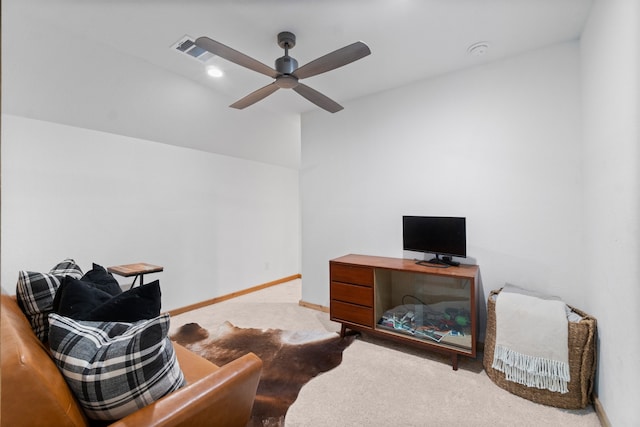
[107,263,164,289]
[330,254,479,370]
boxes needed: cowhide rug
[171,321,355,427]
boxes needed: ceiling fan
[195,32,371,113]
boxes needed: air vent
[172,35,214,62]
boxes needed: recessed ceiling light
[467,42,490,57]
[206,66,223,78]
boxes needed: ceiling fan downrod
[275,31,298,76]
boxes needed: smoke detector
[467,42,490,57]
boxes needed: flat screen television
[402,216,466,267]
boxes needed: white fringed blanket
[491,285,570,393]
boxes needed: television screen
[403,216,466,259]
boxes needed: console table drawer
[330,300,373,327]
[331,282,373,306]
[330,263,374,286]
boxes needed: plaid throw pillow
[48,313,185,421]
[16,259,83,341]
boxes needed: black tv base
[416,255,460,268]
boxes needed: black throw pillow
[53,276,115,319]
[53,278,162,323]
[85,280,162,322]
[81,263,123,296]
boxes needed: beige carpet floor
[169,279,601,427]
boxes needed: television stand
[330,254,479,370]
[441,256,460,267]
[416,255,459,268]
[416,259,449,268]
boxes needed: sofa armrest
[109,352,262,427]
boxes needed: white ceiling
[7,0,593,115]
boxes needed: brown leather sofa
[1,293,263,427]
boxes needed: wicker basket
[483,289,597,409]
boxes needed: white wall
[581,0,640,425]
[301,42,584,323]
[1,115,300,311]
[1,1,303,311]
[1,4,301,169]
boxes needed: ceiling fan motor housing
[275,55,298,75]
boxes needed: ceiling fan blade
[230,82,280,109]
[195,36,278,79]
[293,83,343,113]
[294,41,371,80]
